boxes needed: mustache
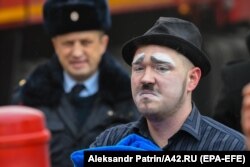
[136,83,159,96]
[141,83,154,91]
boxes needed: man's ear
[51,38,56,47]
[100,34,109,53]
[51,37,59,54]
[187,67,201,92]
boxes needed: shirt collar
[134,116,151,138]
[179,103,202,140]
[63,71,99,97]
[133,103,202,141]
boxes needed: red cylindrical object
[0,106,51,167]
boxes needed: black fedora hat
[122,17,211,76]
[43,0,111,37]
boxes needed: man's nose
[72,42,83,57]
[141,68,155,84]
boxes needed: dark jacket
[213,59,250,132]
[12,53,139,167]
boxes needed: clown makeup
[150,52,176,74]
[132,51,176,74]
[151,52,176,67]
[132,52,176,66]
[132,52,145,65]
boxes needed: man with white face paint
[131,47,193,124]
[89,17,246,150]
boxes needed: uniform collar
[63,71,99,97]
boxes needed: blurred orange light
[178,3,190,16]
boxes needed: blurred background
[0,0,250,116]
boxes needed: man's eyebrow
[151,56,169,63]
[132,53,145,65]
[151,53,176,66]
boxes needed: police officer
[12,0,139,166]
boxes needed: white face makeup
[132,51,176,67]
[132,52,145,64]
[151,52,176,67]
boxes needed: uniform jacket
[12,53,139,167]
[213,59,250,132]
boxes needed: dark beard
[166,77,187,117]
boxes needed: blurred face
[52,30,109,81]
[131,45,200,119]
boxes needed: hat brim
[122,34,211,76]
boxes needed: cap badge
[70,11,79,22]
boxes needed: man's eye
[63,41,74,46]
[155,65,169,72]
[81,40,92,45]
[132,66,144,71]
